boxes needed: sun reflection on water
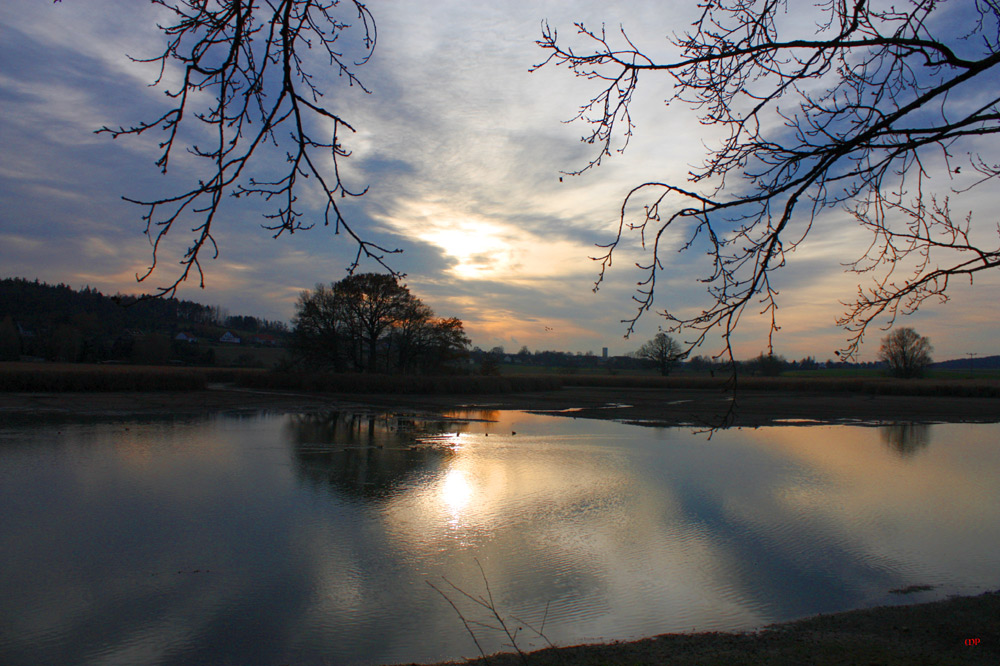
[441,467,473,517]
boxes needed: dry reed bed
[0,363,267,392]
[235,371,563,395]
[3,363,997,397]
[560,374,1000,397]
[0,362,211,392]
[0,364,559,395]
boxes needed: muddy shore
[3,382,997,427]
[3,384,998,664]
[399,589,1000,666]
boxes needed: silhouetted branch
[538,1,1000,361]
[95,0,399,298]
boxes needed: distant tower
[602,347,609,359]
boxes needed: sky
[1,1,998,362]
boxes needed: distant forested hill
[0,277,287,362]
[932,355,1000,371]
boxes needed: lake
[1,408,998,666]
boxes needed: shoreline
[3,383,998,428]
[398,589,999,666]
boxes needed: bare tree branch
[94,0,399,299]
[537,0,1000,361]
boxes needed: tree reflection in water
[879,423,932,458]
[286,411,478,500]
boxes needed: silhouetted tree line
[469,346,656,374]
[292,274,469,374]
[466,341,892,377]
[0,277,288,363]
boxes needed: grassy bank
[4,362,998,398]
[553,373,1000,397]
[0,362,269,392]
[234,371,563,395]
[0,363,561,394]
[234,369,1000,398]
[0,362,209,392]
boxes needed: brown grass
[557,373,1000,397]
[4,363,997,398]
[235,371,563,395]
[0,363,561,395]
[0,362,211,392]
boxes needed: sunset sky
[2,1,997,361]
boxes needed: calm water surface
[1,409,998,665]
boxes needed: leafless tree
[536,0,1000,361]
[878,326,932,377]
[73,0,397,297]
[292,273,469,373]
[634,331,684,376]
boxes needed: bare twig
[428,559,558,665]
[427,579,492,665]
[96,0,400,299]
[537,2,1000,360]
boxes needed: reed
[554,373,1000,397]
[4,363,995,398]
[0,362,208,392]
[235,371,563,395]
[201,367,269,383]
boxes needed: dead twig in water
[427,559,556,665]
[427,578,493,665]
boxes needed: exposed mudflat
[341,384,1000,428]
[4,383,996,427]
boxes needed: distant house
[251,333,278,347]
[15,321,35,339]
[219,331,241,344]
[175,332,198,343]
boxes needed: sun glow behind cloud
[416,217,511,281]
[377,197,602,283]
